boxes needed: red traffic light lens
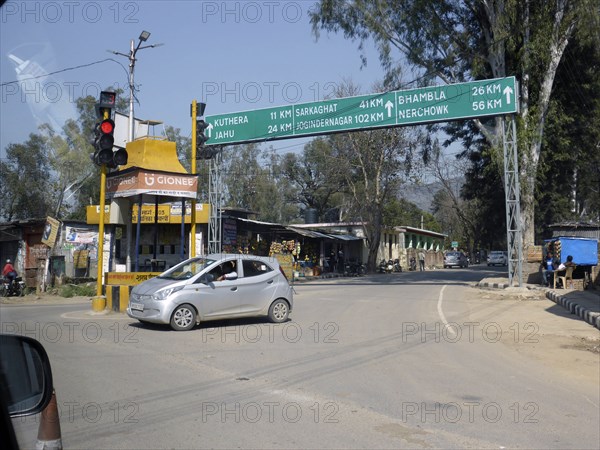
[100,119,114,134]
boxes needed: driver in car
[216,261,237,281]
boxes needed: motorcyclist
[2,259,17,291]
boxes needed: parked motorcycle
[378,260,388,273]
[386,259,394,273]
[393,259,402,272]
[345,260,367,276]
[1,276,25,297]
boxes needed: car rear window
[242,260,273,277]
[446,252,460,257]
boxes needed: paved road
[3,266,599,449]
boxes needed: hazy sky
[1,1,386,157]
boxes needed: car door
[189,261,241,319]
[236,259,279,314]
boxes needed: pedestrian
[418,250,425,271]
[337,249,344,273]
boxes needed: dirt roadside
[0,292,92,306]
[461,284,599,387]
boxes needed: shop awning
[286,226,334,239]
[326,233,363,241]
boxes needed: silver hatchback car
[127,254,294,331]
[444,251,469,268]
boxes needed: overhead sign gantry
[198,76,523,286]
[204,77,517,146]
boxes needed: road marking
[437,285,457,338]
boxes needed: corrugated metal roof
[286,227,334,239]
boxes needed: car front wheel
[170,304,197,331]
[269,299,289,323]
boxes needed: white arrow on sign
[206,123,213,138]
[503,86,513,104]
[385,100,394,118]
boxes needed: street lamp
[110,31,163,142]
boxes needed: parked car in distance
[444,251,469,268]
[487,251,508,266]
[127,254,294,331]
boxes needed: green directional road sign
[205,77,518,146]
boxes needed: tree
[310,0,597,247]
[384,197,441,232]
[280,137,346,222]
[0,134,52,221]
[315,82,423,270]
[220,144,299,224]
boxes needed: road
[3,266,599,449]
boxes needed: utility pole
[110,31,162,271]
[110,31,163,143]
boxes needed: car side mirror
[0,334,54,417]
[202,273,215,284]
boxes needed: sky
[0,0,387,158]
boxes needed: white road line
[437,284,457,338]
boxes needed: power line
[0,58,129,87]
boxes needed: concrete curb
[477,281,510,289]
[546,291,600,330]
[293,273,352,283]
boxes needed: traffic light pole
[94,108,110,307]
[190,100,198,258]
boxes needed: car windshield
[446,252,460,257]
[157,257,216,280]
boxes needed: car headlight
[152,286,183,301]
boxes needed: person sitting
[217,261,237,281]
[557,254,576,271]
[541,252,556,286]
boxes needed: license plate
[130,302,144,312]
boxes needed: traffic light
[91,91,127,168]
[197,120,209,147]
[93,118,116,166]
[197,145,220,160]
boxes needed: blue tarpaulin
[544,237,598,265]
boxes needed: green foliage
[0,133,53,220]
[220,144,299,224]
[384,197,441,232]
[280,137,346,222]
[311,0,599,249]
[58,283,95,298]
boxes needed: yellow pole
[93,109,109,310]
[190,100,197,258]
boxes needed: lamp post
[110,31,162,142]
